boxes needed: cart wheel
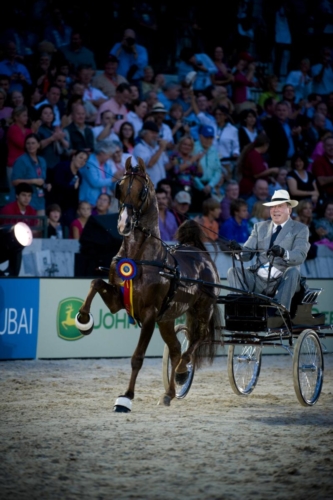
[162,324,195,399]
[293,329,324,406]
[227,344,262,396]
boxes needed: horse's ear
[137,157,146,173]
[125,157,132,172]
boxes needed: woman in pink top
[0,88,12,124]
[6,106,35,182]
[70,201,92,239]
[310,130,333,168]
[237,133,278,197]
[232,57,256,105]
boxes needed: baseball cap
[142,120,159,132]
[175,191,191,204]
[199,125,214,138]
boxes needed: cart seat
[224,294,269,332]
[291,287,325,326]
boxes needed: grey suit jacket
[241,218,310,272]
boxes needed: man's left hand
[267,245,285,258]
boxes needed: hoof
[158,394,171,406]
[175,371,189,385]
[113,396,132,413]
[75,312,94,335]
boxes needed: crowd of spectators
[1,1,333,270]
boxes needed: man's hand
[228,240,242,251]
[192,151,205,162]
[53,128,65,141]
[267,245,285,258]
[158,139,168,150]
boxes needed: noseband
[116,168,149,227]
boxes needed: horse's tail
[186,302,223,370]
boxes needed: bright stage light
[0,222,33,265]
[13,222,33,248]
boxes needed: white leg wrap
[75,313,94,331]
[114,397,132,411]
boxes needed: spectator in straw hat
[150,102,174,148]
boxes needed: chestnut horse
[75,158,222,412]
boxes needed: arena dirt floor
[0,353,332,500]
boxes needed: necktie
[269,225,282,247]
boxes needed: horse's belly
[162,288,199,319]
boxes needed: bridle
[115,167,150,227]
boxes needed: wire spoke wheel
[228,344,262,395]
[162,324,195,399]
[293,329,324,406]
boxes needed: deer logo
[57,298,84,341]
[61,304,76,330]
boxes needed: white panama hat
[263,189,298,208]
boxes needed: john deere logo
[57,298,85,341]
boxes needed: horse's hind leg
[114,309,156,413]
[157,321,182,406]
[76,279,122,334]
[174,305,214,381]
[175,300,221,380]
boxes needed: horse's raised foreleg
[157,321,182,406]
[76,279,123,334]
[114,309,156,413]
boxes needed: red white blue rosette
[116,258,137,281]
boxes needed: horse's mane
[175,220,207,252]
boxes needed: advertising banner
[0,279,40,360]
[37,278,333,359]
[37,279,176,358]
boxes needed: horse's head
[116,157,151,236]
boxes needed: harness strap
[156,254,181,322]
[113,252,182,322]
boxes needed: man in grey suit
[227,190,310,328]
